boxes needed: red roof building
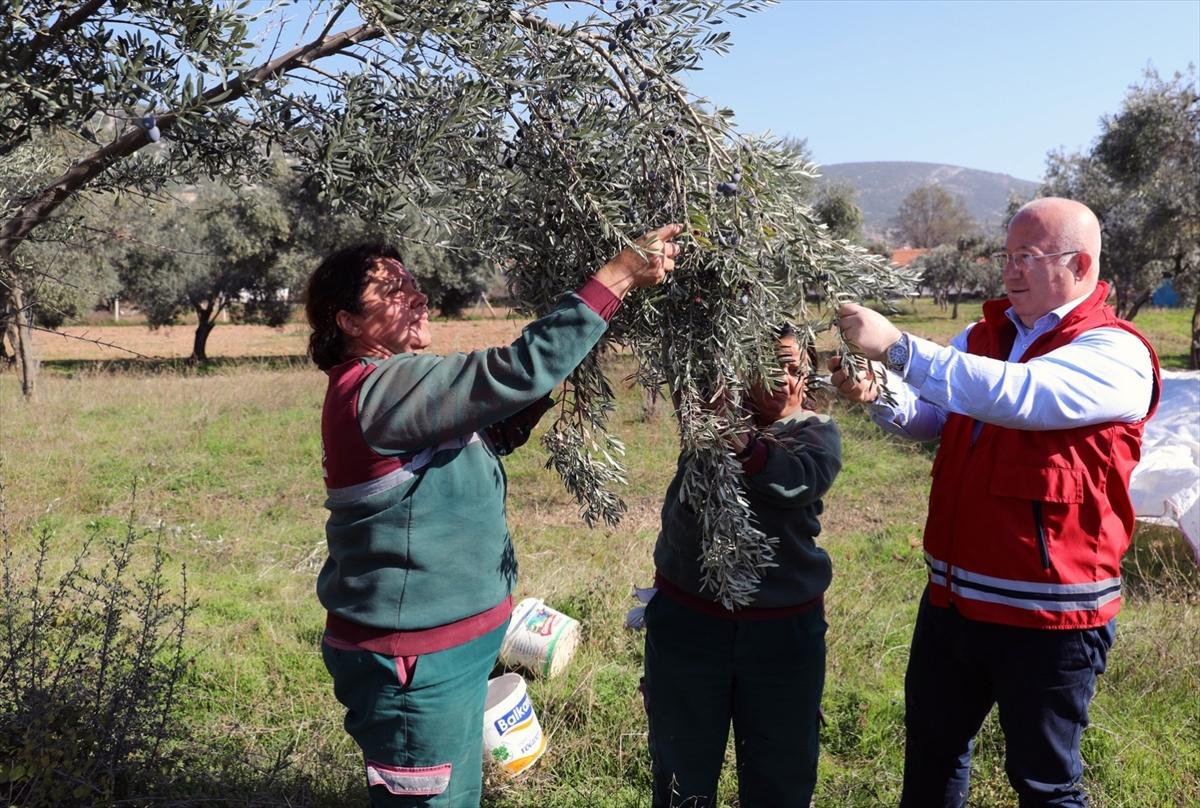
[890,247,929,267]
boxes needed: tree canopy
[1040,67,1198,366]
[913,235,1001,320]
[892,183,975,248]
[813,182,865,244]
[117,172,303,362]
[0,1,916,605]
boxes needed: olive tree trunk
[11,287,39,398]
[191,308,217,363]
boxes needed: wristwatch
[885,332,911,373]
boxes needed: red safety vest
[922,282,1161,629]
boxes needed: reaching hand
[594,223,685,297]
[836,303,902,361]
[828,355,881,404]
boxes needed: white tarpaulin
[1130,369,1200,564]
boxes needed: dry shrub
[0,486,191,805]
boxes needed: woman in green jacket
[305,224,682,807]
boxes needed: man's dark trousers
[900,588,1116,808]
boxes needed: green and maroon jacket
[318,280,618,654]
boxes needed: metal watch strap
[886,332,910,373]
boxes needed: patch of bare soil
[34,316,528,361]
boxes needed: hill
[818,161,1039,239]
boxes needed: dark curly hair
[304,241,404,371]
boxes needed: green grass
[1,307,1196,807]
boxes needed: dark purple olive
[716,181,738,197]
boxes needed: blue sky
[681,0,1200,181]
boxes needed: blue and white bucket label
[493,692,535,736]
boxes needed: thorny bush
[0,488,192,806]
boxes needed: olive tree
[1,1,915,605]
[893,183,975,248]
[0,1,387,393]
[282,177,495,318]
[813,182,865,244]
[914,236,1001,320]
[117,176,301,362]
[1041,67,1199,365]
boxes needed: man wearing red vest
[831,198,1160,807]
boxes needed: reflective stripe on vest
[925,551,1122,614]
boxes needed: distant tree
[414,244,492,318]
[1040,67,1198,365]
[916,245,956,311]
[813,183,865,243]
[118,178,297,362]
[865,238,892,258]
[914,235,1001,319]
[0,140,122,370]
[893,184,975,248]
[17,243,119,330]
[1003,192,1028,231]
[278,173,492,318]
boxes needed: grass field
[2,302,1197,807]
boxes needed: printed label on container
[493,693,535,736]
[523,607,558,636]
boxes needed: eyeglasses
[990,250,1082,271]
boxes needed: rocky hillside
[818,161,1038,237]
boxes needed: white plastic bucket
[482,673,546,776]
[499,597,581,678]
